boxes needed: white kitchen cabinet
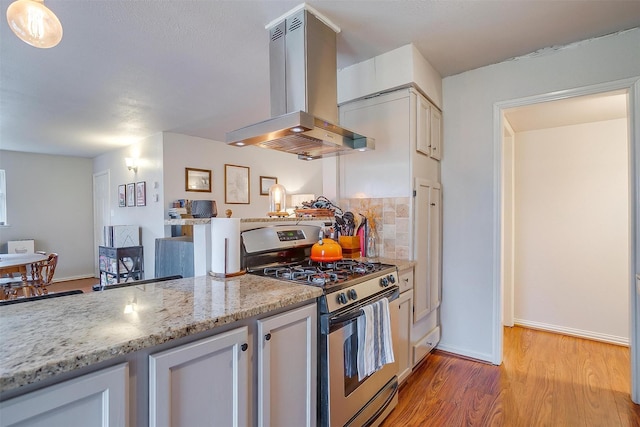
[0,364,128,427]
[338,87,440,199]
[414,179,442,322]
[395,287,414,385]
[416,91,442,160]
[257,303,317,427]
[149,327,249,427]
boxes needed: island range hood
[225,6,374,160]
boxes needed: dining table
[0,253,48,299]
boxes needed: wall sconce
[268,184,288,217]
[125,157,138,173]
[6,0,63,48]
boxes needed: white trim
[434,343,493,363]
[514,319,629,347]
[493,77,640,400]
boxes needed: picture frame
[136,181,146,206]
[260,176,277,196]
[225,164,250,204]
[185,167,212,192]
[126,183,135,207]
[118,184,126,207]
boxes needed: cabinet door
[429,186,442,311]
[416,93,431,156]
[149,327,249,427]
[413,179,442,322]
[395,291,413,384]
[429,106,442,160]
[0,364,128,427]
[257,304,317,427]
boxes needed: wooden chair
[28,253,59,295]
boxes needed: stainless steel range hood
[225,7,374,160]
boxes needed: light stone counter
[0,275,322,394]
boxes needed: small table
[0,253,48,299]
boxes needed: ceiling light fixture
[6,0,63,48]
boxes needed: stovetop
[249,259,397,294]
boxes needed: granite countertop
[0,275,322,394]
[164,216,334,225]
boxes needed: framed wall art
[136,181,146,206]
[225,164,250,204]
[260,176,277,196]
[185,167,212,192]
[126,183,135,207]
[118,184,126,207]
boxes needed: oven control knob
[388,275,396,284]
[337,292,348,305]
[348,289,358,300]
[380,277,389,287]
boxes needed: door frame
[92,170,110,278]
[492,76,640,403]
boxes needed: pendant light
[6,0,63,48]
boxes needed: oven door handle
[326,287,399,331]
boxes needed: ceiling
[1,1,639,158]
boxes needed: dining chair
[28,253,59,295]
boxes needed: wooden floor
[381,326,640,427]
[47,277,98,294]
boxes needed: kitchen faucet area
[1,1,639,425]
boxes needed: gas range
[241,224,398,313]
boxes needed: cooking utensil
[343,211,355,236]
[352,213,362,236]
[310,238,343,262]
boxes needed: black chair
[92,275,183,292]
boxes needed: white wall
[93,134,166,279]
[513,118,629,343]
[441,28,640,361]
[162,132,324,219]
[0,150,94,280]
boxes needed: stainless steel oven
[319,282,399,427]
[242,224,400,426]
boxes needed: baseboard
[52,274,97,283]
[434,342,495,364]
[514,318,629,346]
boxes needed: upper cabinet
[338,88,441,199]
[416,93,442,161]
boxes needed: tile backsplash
[339,197,412,260]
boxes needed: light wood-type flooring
[381,326,640,426]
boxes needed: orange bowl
[310,238,343,262]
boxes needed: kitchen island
[0,274,322,425]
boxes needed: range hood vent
[226,6,374,160]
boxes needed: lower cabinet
[0,364,128,427]
[257,304,317,427]
[395,290,413,385]
[149,327,249,427]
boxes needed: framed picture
[225,164,250,204]
[126,183,135,207]
[260,176,277,196]
[136,181,146,206]
[118,184,126,207]
[185,167,212,192]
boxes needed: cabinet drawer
[398,269,414,293]
[412,326,440,367]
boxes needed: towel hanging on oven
[356,297,395,381]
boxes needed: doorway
[494,77,640,403]
[93,170,110,278]
[503,90,629,343]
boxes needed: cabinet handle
[430,203,436,206]
[265,333,272,341]
[241,343,248,352]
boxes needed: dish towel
[357,297,395,381]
